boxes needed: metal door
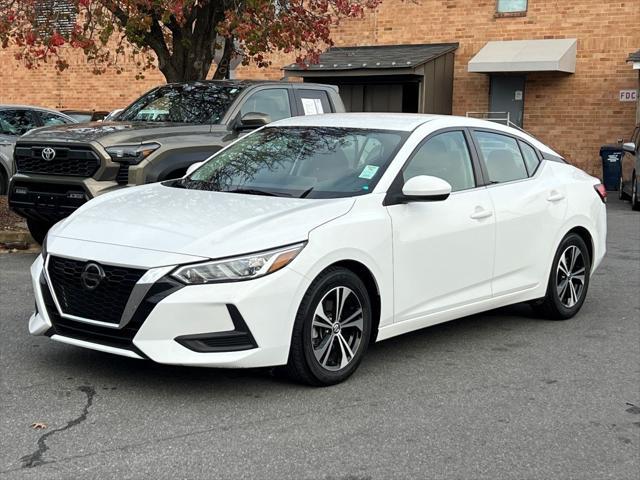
[489,75,525,128]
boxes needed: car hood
[20,121,218,146]
[50,183,355,259]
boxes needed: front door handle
[470,208,493,220]
[547,191,565,202]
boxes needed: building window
[496,0,528,14]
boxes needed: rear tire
[632,177,640,211]
[618,177,628,200]
[27,218,53,245]
[532,233,591,320]
[285,267,372,386]
[0,168,7,196]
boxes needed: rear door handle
[470,208,493,220]
[547,191,565,202]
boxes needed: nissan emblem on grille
[80,262,106,291]
[41,147,56,161]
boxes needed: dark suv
[8,80,345,242]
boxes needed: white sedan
[29,113,607,385]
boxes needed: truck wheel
[0,169,7,195]
[632,177,640,211]
[27,218,53,245]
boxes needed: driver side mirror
[236,112,271,130]
[185,161,204,177]
[401,175,452,202]
[623,142,636,154]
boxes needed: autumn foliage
[0,0,381,82]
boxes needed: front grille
[15,144,100,177]
[41,274,183,353]
[115,164,129,184]
[47,256,145,325]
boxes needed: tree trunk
[212,36,235,80]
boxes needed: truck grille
[47,256,146,325]
[15,145,100,177]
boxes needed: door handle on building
[547,191,565,202]
[470,208,493,220]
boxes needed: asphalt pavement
[1,197,638,480]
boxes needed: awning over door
[468,39,577,73]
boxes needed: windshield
[117,83,244,124]
[176,127,407,198]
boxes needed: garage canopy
[468,39,577,74]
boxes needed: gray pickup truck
[9,80,345,243]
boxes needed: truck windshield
[175,126,408,198]
[117,83,244,124]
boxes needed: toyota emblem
[41,147,56,161]
[80,262,106,291]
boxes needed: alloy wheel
[311,286,364,371]
[556,245,586,308]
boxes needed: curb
[0,230,38,253]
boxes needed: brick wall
[1,0,638,174]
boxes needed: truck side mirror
[237,112,271,130]
[622,142,636,154]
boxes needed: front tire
[285,267,372,386]
[632,176,640,211]
[27,218,53,245]
[532,233,591,320]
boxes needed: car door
[471,129,567,297]
[386,129,495,324]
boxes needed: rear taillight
[594,183,607,203]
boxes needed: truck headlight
[106,143,160,164]
[171,243,305,284]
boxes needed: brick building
[0,0,638,175]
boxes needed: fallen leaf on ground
[30,422,47,430]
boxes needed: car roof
[270,113,560,156]
[0,104,67,114]
[271,113,439,131]
[162,80,335,90]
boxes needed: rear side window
[519,141,540,175]
[475,131,528,183]
[0,110,37,136]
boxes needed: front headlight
[171,243,306,284]
[105,143,160,164]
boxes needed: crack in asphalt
[19,385,95,469]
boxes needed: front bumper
[30,253,309,368]
[9,174,125,223]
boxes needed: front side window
[403,131,476,192]
[0,110,37,136]
[39,111,74,127]
[240,89,291,122]
[118,83,244,124]
[179,127,407,198]
[497,0,527,13]
[475,131,528,183]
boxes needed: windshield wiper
[299,187,314,198]
[228,188,288,197]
